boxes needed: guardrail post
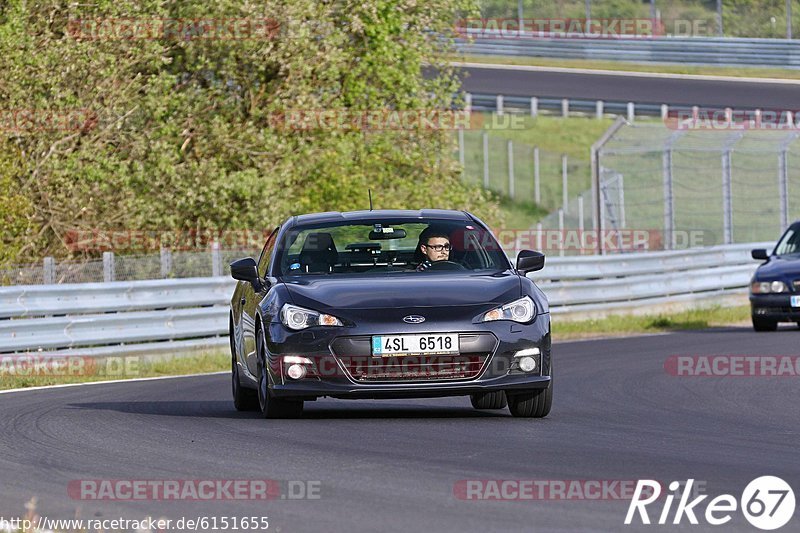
[160,247,173,278]
[577,195,585,254]
[779,150,789,230]
[211,241,222,277]
[562,154,569,214]
[464,92,472,112]
[722,150,733,244]
[536,222,543,252]
[661,104,669,121]
[507,140,515,199]
[482,132,489,189]
[457,129,465,170]
[534,147,541,204]
[558,209,565,257]
[627,102,635,122]
[103,252,115,282]
[496,95,504,116]
[596,100,603,120]
[43,257,55,284]
[663,148,675,250]
[561,98,569,118]
[530,97,538,118]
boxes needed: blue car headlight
[481,296,536,323]
[751,280,788,294]
[280,304,343,330]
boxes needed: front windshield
[274,219,510,276]
[774,227,800,256]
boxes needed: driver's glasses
[425,243,451,252]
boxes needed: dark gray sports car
[229,209,551,418]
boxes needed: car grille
[330,333,496,383]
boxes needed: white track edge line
[0,371,228,395]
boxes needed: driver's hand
[416,260,432,271]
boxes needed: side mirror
[516,250,545,274]
[751,249,769,261]
[230,257,262,289]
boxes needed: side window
[257,227,279,278]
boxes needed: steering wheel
[424,260,467,271]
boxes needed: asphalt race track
[458,64,800,110]
[1,328,798,532]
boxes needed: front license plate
[791,296,800,308]
[372,334,459,357]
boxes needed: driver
[415,228,451,271]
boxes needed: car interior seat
[299,232,338,273]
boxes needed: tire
[508,386,552,418]
[507,360,552,418]
[256,326,304,419]
[231,316,258,411]
[470,391,507,410]
[752,316,778,332]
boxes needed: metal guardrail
[456,33,800,68]
[0,243,770,356]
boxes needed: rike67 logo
[625,477,796,530]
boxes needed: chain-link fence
[457,129,591,213]
[538,122,800,254]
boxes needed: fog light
[518,356,537,373]
[286,363,307,380]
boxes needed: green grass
[0,351,228,391]
[454,54,800,81]
[555,305,751,340]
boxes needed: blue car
[750,221,800,331]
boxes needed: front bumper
[265,314,551,400]
[750,294,800,322]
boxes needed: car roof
[291,209,473,226]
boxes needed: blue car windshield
[775,228,800,257]
[275,219,511,276]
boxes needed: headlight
[482,296,536,323]
[751,281,788,294]
[280,304,343,330]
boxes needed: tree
[0,0,498,263]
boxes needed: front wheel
[256,328,304,419]
[507,386,552,418]
[231,316,257,411]
[752,316,778,332]
[470,391,507,410]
